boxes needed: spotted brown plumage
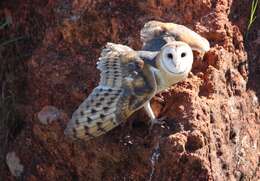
[65,43,158,140]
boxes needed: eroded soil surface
[0,0,259,180]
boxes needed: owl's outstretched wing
[65,43,158,140]
[140,20,210,52]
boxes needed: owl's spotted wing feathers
[65,43,157,140]
[98,43,133,87]
[65,86,122,140]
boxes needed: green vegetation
[247,0,258,31]
[0,36,25,47]
[245,0,259,40]
[0,14,12,29]
[0,16,24,47]
[0,16,24,175]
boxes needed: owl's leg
[144,101,155,119]
[144,102,163,128]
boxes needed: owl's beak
[175,62,181,69]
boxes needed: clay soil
[0,0,259,181]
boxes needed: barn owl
[64,21,210,140]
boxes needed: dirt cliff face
[0,0,259,180]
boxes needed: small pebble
[37,106,61,124]
[6,152,24,177]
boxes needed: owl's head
[158,41,193,76]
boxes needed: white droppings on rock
[37,106,61,124]
[252,94,258,106]
[6,152,24,177]
[149,141,160,181]
[228,96,236,113]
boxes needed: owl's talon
[149,116,166,130]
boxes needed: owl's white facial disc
[160,42,193,75]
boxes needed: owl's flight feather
[65,43,158,140]
[141,20,210,52]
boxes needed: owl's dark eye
[181,52,186,58]
[167,53,173,59]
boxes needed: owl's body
[65,21,210,140]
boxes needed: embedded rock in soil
[6,152,24,178]
[37,106,61,125]
[0,0,259,180]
